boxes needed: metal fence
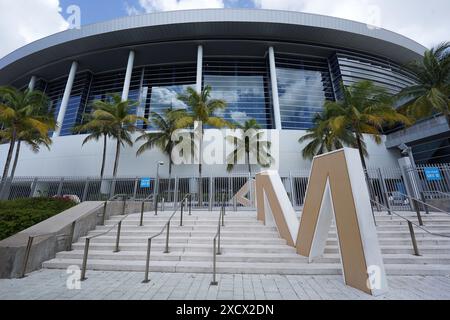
[2,163,450,212]
[366,163,450,211]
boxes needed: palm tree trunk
[113,139,121,177]
[356,134,367,169]
[2,130,16,181]
[100,135,107,178]
[9,140,21,179]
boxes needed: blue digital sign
[424,168,442,181]
[140,178,152,188]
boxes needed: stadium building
[0,8,439,179]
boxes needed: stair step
[54,250,450,265]
[71,242,297,253]
[43,258,450,276]
[81,236,287,245]
[41,210,450,276]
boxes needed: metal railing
[101,194,128,225]
[80,214,131,281]
[80,194,137,281]
[211,193,226,286]
[422,190,450,199]
[19,194,127,279]
[142,193,192,283]
[395,191,450,217]
[138,194,154,227]
[371,198,450,256]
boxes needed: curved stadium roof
[0,8,427,85]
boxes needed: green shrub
[0,197,77,241]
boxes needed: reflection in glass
[276,55,334,130]
[203,58,272,128]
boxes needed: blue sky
[0,0,449,58]
[58,0,256,25]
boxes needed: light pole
[399,143,416,167]
[153,161,164,208]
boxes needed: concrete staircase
[43,210,450,276]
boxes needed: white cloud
[253,0,450,48]
[0,0,68,58]
[125,2,142,16]
[138,0,224,12]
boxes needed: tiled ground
[1,269,450,300]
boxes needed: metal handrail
[211,193,226,286]
[422,190,450,198]
[142,193,192,283]
[138,194,154,226]
[391,191,450,220]
[100,194,128,225]
[19,193,128,279]
[80,212,133,281]
[371,199,450,256]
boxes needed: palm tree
[326,81,411,169]
[0,87,55,182]
[299,107,364,159]
[73,107,116,178]
[226,119,273,175]
[176,86,232,202]
[135,108,185,176]
[7,127,53,179]
[90,94,147,177]
[399,42,450,124]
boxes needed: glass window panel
[203,58,273,129]
[276,54,334,130]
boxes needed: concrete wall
[0,200,153,279]
[0,130,401,178]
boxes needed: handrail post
[102,201,108,226]
[122,195,127,215]
[180,198,184,227]
[20,236,34,278]
[210,238,218,286]
[140,201,145,226]
[221,205,225,227]
[80,238,90,281]
[413,199,424,226]
[217,219,222,255]
[66,221,76,251]
[113,221,122,253]
[142,238,152,283]
[189,194,192,216]
[407,221,421,256]
[420,192,430,215]
[164,221,170,253]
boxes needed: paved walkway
[1,269,450,300]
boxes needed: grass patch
[0,197,77,241]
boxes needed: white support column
[196,45,203,93]
[268,46,282,130]
[54,61,78,138]
[28,76,37,91]
[121,50,135,101]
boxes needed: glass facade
[330,52,417,98]
[276,54,334,130]
[37,45,420,135]
[46,72,91,136]
[141,63,197,129]
[203,58,273,129]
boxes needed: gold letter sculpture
[255,148,388,295]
